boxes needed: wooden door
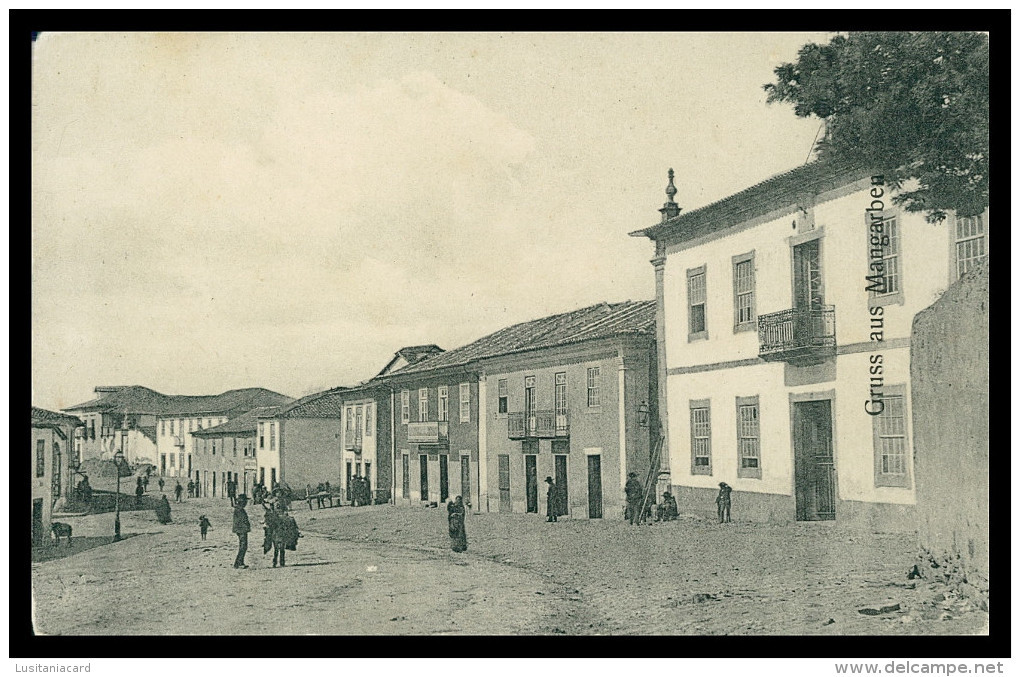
[460,456,471,506]
[525,455,538,513]
[498,454,511,512]
[794,400,836,521]
[587,455,603,519]
[439,455,449,503]
[419,454,429,503]
[554,455,568,516]
[402,454,410,499]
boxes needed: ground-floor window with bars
[690,400,712,475]
[736,396,761,479]
[873,384,910,488]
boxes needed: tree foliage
[764,32,988,223]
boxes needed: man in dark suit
[232,495,251,569]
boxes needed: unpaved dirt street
[32,496,988,635]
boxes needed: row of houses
[35,160,988,541]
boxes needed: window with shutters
[688,265,708,341]
[438,386,449,422]
[586,367,602,408]
[690,400,711,475]
[736,396,760,479]
[868,215,904,307]
[873,384,911,488]
[732,252,756,332]
[419,388,429,422]
[365,403,373,436]
[401,390,410,424]
[36,440,45,477]
[497,379,508,415]
[459,383,471,423]
[954,212,987,280]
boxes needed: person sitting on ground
[656,491,678,522]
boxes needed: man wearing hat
[624,472,643,525]
[716,482,732,523]
[544,477,560,522]
[232,494,251,569]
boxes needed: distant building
[631,165,989,527]
[374,344,445,378]
[191,406,280,498]
[252,389,348,495]
[63,386,293,478]
[338,384,393,504]
[380,301,658,519]
[32,407,83,544]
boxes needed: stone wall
[910,262,989,587]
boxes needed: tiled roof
[631,160,872,243]
[192,406,281,436]
[382,300,656,378]
[32,407,83,427]
[64,386,293,417]
[396,344,444,362]
[275,388,350,419]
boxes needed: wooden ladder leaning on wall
[636,434,668,524]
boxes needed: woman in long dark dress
[155,495,173,524]
[447,495,467,552]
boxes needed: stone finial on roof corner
[659,168,681,223]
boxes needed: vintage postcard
[30,30,990,649]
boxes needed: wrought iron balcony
[172,435,185,447]
[758,306,836,366]
[406,421,449,445]
[344,431,363,452]
[507,410,570,440]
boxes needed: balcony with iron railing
[758,305,836,366]
[406,421,449,445]
[344,430,363,452]
[507,410,570,440]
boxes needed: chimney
[659,168,681,222]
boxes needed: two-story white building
[631,164,988,529]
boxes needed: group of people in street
[348,475,373,507]
[229,493,301,569]
[623,472,732,525]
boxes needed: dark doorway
[346,461,353,500]
[460,456,471,506]
[525,455,538,513]
[498,454,511,512]
[587,455,603,519]
[554,455,568,516]
[793,400,836,521]
[32,499,44,546]
[419,455,429,502]
[439,455,449,503]
[212,471,217,497]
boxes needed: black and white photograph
[27,27,993,658]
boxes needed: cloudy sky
[32,31,830,411]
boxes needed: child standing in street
[198,515,211,540]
